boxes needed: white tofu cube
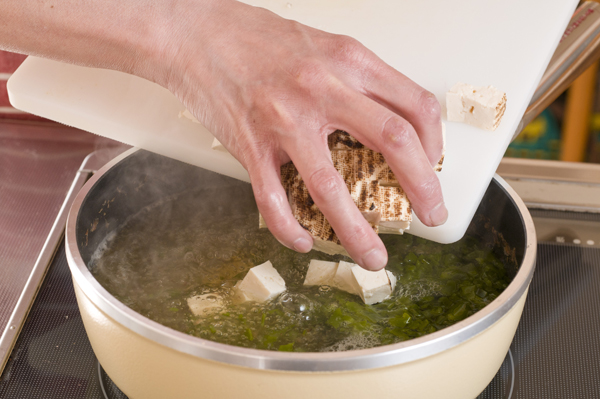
[386,270,397,292]
[351,267,395,305]
[378,220,411,235]
[237,261,286,302]
[232,281,252,304]
[331,261,360,295]
[178,109,229,153]
[211,137,229,153]
[178,108,200,123]
[304,260,338,286]
[258,214,267,229]
[446,83,506,131]
[187,293,223,317]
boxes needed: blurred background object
[506,0,600,164]
[507,55,600,164]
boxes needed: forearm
[0,0,216,85]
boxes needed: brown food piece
[266,130,445,256]
[280,131,427,256]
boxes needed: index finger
[364,67,444,168]
[283,137,388,271]
[327,87,447,227]
[331,41,444,168]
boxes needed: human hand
[151,0,447,270]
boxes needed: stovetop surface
[1,210,599,398]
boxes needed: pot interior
[77,150,524,274]
[70,149,532,367]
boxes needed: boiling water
[90,186,510,352]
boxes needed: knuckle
[271,101,296,132]
[291,58,330,89]
[415,174,443,203]
[241,139,273,169]
[381,117,416,150]
[265,210,293,236]
[340,222,373,248]
[305,166,345,201]
[250,93,297,133]
[330,35,366,64]
[253,187,292,230]
[241,134,282,175]
[417,90,441,123]
[253,184,279,210]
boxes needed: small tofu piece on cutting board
[446,83,506,131]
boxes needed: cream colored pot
[66,149,536,399]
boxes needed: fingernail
[293,237,312,253]
[362,248,387,271]
[429,202,448,226]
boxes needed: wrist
[135,0,232,91]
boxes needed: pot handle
[514,1,600,140]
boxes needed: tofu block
[258,214,267,229]
[446,83,506,131]
[301,259,396,304]
[434,122,446,173]
[211,137,229,153]
[187,293,224,317]
[386,270,397,292]
[378,221,411,235]
[304,260,338,286]
[311,237,350,257]
[178,108,229,153]
[237,261,286,302]
[178,108,200,123]
[232,280,252,304]
[331,261,360,295]
[350,267,396,305]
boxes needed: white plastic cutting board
[8,0,578,243]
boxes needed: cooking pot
[65,148,535,399]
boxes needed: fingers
[247,155,314,253]
[376,116,448,227]
[328,87,447,227]
[283,138,388,271]
[327,38,443,167]
[365,69,444,168]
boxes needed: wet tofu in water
[351,267,397,305]
[303,260,338,286]
[331,261,360,295]
[187,293,224,317]
[237,261,286,302]
[301,259,396,304]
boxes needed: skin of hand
[0,0,447,270]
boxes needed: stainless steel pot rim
[65,148,537,373]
